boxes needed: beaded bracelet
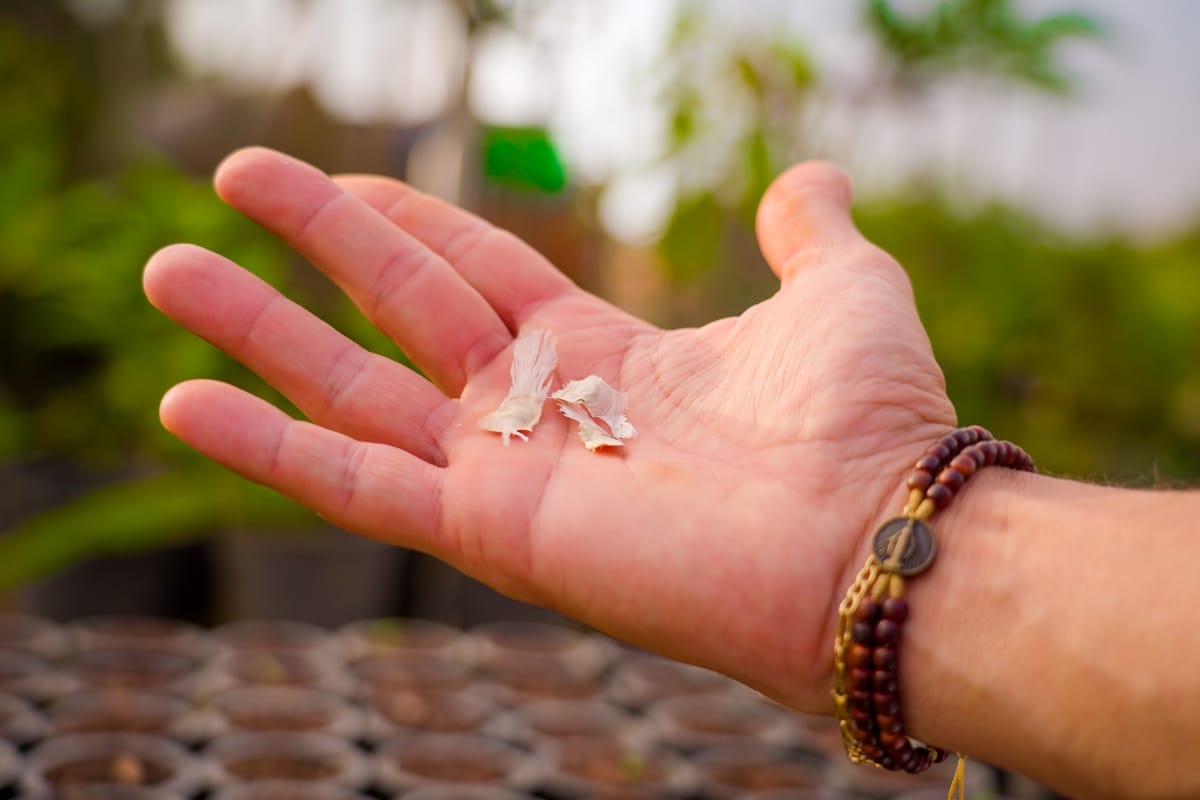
[832,426,1036,780]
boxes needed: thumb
[756,161,866,283]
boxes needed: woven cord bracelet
[832,426,1036,797]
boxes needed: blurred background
[1,0,1198,627]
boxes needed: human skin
[143,148,1199,799]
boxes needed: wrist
[829,427,1036,773]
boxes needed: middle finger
[214,147,512,396]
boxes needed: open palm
[144,148,955,711]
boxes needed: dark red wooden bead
[933,749,951,763]
[976,440,998,464]
[964,444,988,467]
[926,442,952,461]
[872,646,896,669]
[952,428,976,447]
[847,644,872,668]
[848,667,872,689]
[874,619,901,644]
[875,713,902,733]
[861,743,885,761]
[949,453,977,477]
[926,482,953,508]
[878,729,905,750]
[878,754,898,771]
[906,470,934,491]
[872,669,896,692]
[854,598,881,622]
[968,424,992,441]
[882,597,909,623]
[849,689,871,707]
[872,693,899,716]
[851,708,873,728]
[851,622,874,644]
[936,467,965,492]
[915,453,942,472]
[849,729,878,748]
[908,749,934,773]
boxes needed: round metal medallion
[871,517,936,576]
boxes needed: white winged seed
[557,400,624,451]
[477,329,558,445]
[551,375,637,439]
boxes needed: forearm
[899,470,1200,799]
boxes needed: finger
[144,244,451,466]
[333,175,577,330]
[755,161,870,283]
[214,147,511,396]
[160,379,452,557]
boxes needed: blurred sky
[156,0,1200,242]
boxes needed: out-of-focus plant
[655,0,1101,289]
[0,12,362,590]
[866,0,1103,92]
[856,199,1200,481]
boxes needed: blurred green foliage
[858,199,1200,481]
[0,13,324,587]
[482,126,568,194]
[866,0,1103,92]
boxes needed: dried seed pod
[551,376,637,439]
[556,401,624,451]
[478,329,558,444]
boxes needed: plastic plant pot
[763,707,848,761]
[338,618,470,663]
[693,743,826,799]
[350,652,472,698]
[62,650,203,697]
[374,733,539,794]
[70,616,216,661]
[19,785,185,800]
[892,790,1018,800]
[214,649,352,696]
[209,685,363,739]
[366,687,495,741]
[483,657,607,707]
[471,622,617,678]
[48,689,212,744]
[22,732,204,797]
[0,739,19,794]
[537,737,697,800]
[647,694,786,753]
[0,612,68,659]
[212,619,338,656]
[213,780,372,800]
[0,691,50,746]
[208,731,369,789]
[825,756,995,799]
[0,648,73,703]
[726,790,831,800]
[498,698,642,750]
[608,654,736,710]
[403,787,537,800]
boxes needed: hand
[143,148,954,710]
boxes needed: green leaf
[658,193,725,282]
[481,126,568,194]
